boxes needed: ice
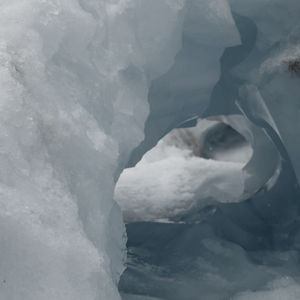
[115,125,247,222]
[0,0,191,299]
[118,0,300,299]
[232,277,300,300]
[119,221,300,300]
[115,114,282,221]
[126,0,241,168]
[2,0,300,299]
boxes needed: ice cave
[1,0,300,299]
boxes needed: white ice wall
[0,0,189,299]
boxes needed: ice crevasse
[1,0,300,299]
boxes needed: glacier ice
[1,0,300,300]
[0,0,189,299]
[119,221,300,300]
[118,0,300,299]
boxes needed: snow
[115,119,251,222]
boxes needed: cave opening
[115,116,255,224]
[112,4,300,300]
[114,114,300,300]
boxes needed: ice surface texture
[0,0,188,299]
[120,221,300,300]
[1,0,300,300]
